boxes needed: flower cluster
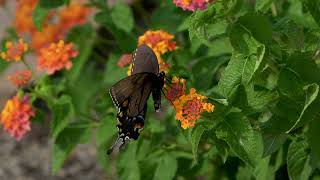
[58,3,92,31]
[165,77,214,129]
[173,0,212,11]
[1,96,35,140]
[14,1,91,52]
[37,40,78,75]
[8,70,32,87]
[124,30,177,75]
[1,39,28,62]
[13,0,38,34]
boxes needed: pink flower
[173,0,212,11]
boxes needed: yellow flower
[1,39,28,62]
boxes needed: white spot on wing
[109,88,121,112]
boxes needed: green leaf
[307,116,320,162]
[238,13,273,44]
[218,49,264,98]
[255,0,274,12]
[110,3,134,34]
[262,133,288,156]
[287,139,312,180]
[96,115,117,147]
[52,126,91,174]
[118,143,140,180]
[39,0,66,9]
[32,4,48,32]
[287,84,319,133]
[153,154,178,180]
[303,0,320,27]
[66,24,96,83]
[216,112,263,166]
[50,95,74,140]
[95,11,136,51]
[278,68,304,101]
[190,126,205,162]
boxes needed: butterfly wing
[109,72,157,116]
[131,44,159,75]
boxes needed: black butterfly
[107,44,165,154]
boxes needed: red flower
[117,54,132,67]
[7,70,32,87]
[1,96,35,140]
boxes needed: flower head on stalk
[1,39,28,62]
[173,0,212,11]
[37,40,78,75]
[165,76,214,129]
[1,95,35,140]
[173,88,214,129]
[58,3,92,31]
[7,70,32,87]
[138,30,177,55]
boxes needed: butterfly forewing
[109,72,157,116]
[131,44,159,75]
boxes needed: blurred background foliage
[1,0,320,179]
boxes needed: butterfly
[107,44,165,154]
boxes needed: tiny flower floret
[1,39,28,62]
[8,70,32,87]
[37,40,78,75]
[1,96,35,140]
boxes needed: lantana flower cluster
[0,0,84,140]
[165,77,214,129]
[1,96,35,140]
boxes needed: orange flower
[138,30,177,55]
[1,39,28,62]
[37,40,78,75]
[173,88,214,129]
[1,96,35,140]
[31,25,61,54]
[7,70,32,87]
[58,3,92,31]
[164,76,186,101]
[13,0,38,34]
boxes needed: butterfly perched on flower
[107,44,165,154]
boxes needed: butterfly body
[107,44,165,154]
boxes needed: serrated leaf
[190,126,205,162]
[287,84,319,132]
[51,95,74,140]
[216,112,263,166]
[110,4,134,34]
[287,139,312,180]
[32,4,48,32]
[52,126,91,174]
[153,154,177,180]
